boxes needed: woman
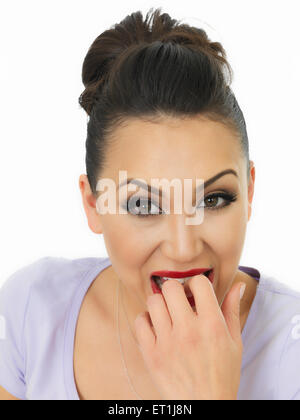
[1,7,300,400]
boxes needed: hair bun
[79,7,232,116]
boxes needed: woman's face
[79,115,255,312]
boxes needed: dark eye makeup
[121,190,238,218]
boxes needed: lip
[150,268,212,278]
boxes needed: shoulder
[0,255,110,399]
[1,256,109,305]
[259,274,300,323]
[257,272,300,337]
[259,272,300,299]
[257,272,300,399]
[0,257,53,326]
[0,257,56,399]
[0,255,110,340]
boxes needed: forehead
[104,116,243,179]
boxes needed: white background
[0,0,299,290]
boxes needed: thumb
[221,282,246,343]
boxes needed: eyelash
[122,191,238,218]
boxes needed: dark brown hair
[79,7,250,198]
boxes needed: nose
[160,213,205,263]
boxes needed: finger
[134,311,156,352]
[188,274,223,320]
[161,280,195,327]
[221,282,245,344]
[146,293,173,340]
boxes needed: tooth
[161,277,192,284]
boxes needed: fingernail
[240,283,246,300]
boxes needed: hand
[134,275,245,400]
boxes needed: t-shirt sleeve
[0,259,48,400]
[276,314,300,400]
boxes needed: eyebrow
[117,169,238,197]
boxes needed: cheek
[206,204,248,296]
[101,215,151,271]
[205,204,247,262]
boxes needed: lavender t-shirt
[1,256,300,400]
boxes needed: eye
[197,192,238,211]
[124,198,163,217]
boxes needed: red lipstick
[151,268,211,278]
